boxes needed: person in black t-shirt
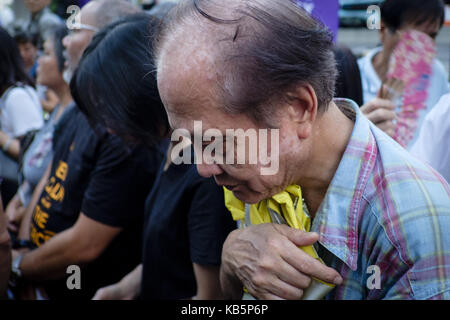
[8,9,169,300]
[69,15,237,300]
[11,104,163,299]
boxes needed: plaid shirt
[311,99,450,300]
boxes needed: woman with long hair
[5,25,73,236]
[0,27,44,203]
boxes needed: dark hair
[13,31,39,47]
[70,14,169,146]
[381,0,445,33]
[46,25,68,73]
[155,0,337,125]
[0,27,35,95]
[333,46,363,106]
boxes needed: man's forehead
[79,1,100,26]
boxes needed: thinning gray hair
[155,0,337,124]
[92,0,142,29]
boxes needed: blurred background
[337,0,450,80]
[0,0,449,79]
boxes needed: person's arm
[92,264,142,300]
[220,224,343,300]
[192,264,223,300]
[1,88,43,159]
[17,162,52,240]
[0,196,12,297]
[5,191,26,233]
[185,177,237,300]
[0,131,20,159]
[17,213,122,281]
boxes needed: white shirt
[0,85,44,138]
[411,93,450,183]
[358,47,450,150]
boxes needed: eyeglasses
[67,23,99,35]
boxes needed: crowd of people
[0,0,449,300]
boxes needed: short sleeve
[4,88,43,137]
[81,135,155,228]
[188,177,237,266]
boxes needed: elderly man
[155,0,450,300]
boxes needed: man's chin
[232,189,265,204]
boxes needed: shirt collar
[311,98,378,271]
[359,47,383,96]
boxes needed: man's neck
[53,84,72,109]
[297,101,355,217]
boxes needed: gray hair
[155,0,337,124]
[93,0,142,29]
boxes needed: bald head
[156,0,337,125]
[91,0,141,29]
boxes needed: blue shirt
[312,99,450,299]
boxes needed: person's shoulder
[368,128,450,215]
[357,47,380,68]
[364,145,450,269]
[432,58,450,89]
[424,93,450,123]
[3,86,37,106]
[432,58,448,77]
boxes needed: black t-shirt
[141,143,237,300]
[29,104,163,299]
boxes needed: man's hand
[92,283,132,300]
[220,224,343,300]
[92,264,142,300]
[361,97,396,137]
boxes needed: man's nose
[196,162,223,178]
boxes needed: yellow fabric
[224,185,334,289]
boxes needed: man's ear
[284,84,318,139]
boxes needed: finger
[92,288,109,300]
[368,109,396,124]
[273,224,319,247]
[377,120,396,136]
[246,275,303,300]
[281,242,343,285]
[361,99,395,115]
[255,292,285,300]
[92,292,104,300]
[276,261,312,290]
[7,222,18,233]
